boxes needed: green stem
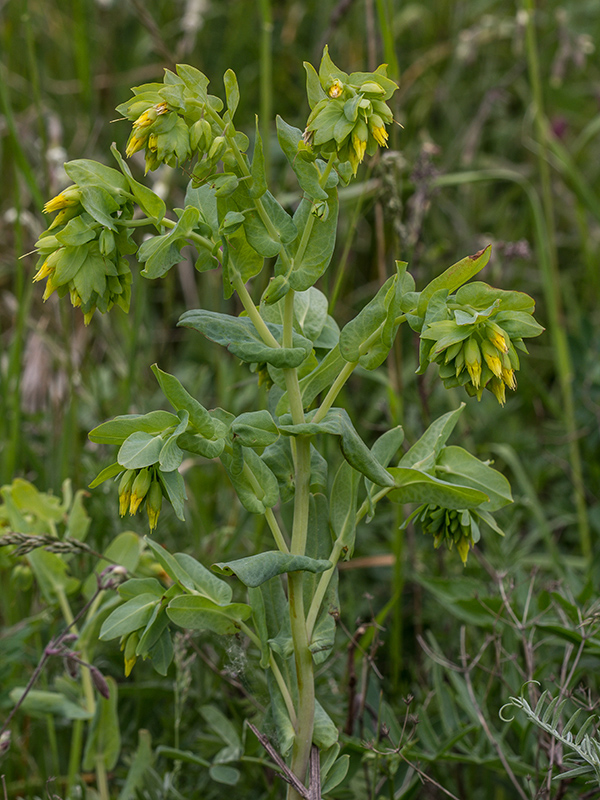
[231,272,280,349]
[95,756,110,800]
[312,360,358,424]
[522,0,590,560]
[269,654,297,727]
[265,508,289,553]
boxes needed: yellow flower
[371,125,388,147]
[489,376,506,406]
[146,480,163,531]
[464,337,482,388]
[481,340,503,379]
[33,250,60,282]
[456,535,471,566]
[486,322,509,354]
[126,130,148,158]
[129,468,151,515]
[43,186,81,214]
[328,79,344,98]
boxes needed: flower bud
[123,631,140,677]
[129,468,152,515]
[208,135,227,162]
[118,469,136,517]
[90,666,111,699]
[327,79,344,98]
[262,275,290,305]
[43,186,82,214]
[485,321,509,353]
[464,337,482,388]
[480,339,503,378]
[146,479,163,531]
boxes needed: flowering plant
[30,49,541,798]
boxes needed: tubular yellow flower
[489,376,506,406]
[328,79,344,98]
[369,115,389,147]
[43,186,82,214]
[480,339,503,378]
[464,337,482,388]
[129,468,152,515]
[126,131,148,158]
[118,470,136,517]
[33,250,60,282]
[146,480,163,531]
[486,321,509,353]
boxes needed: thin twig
[247,722,310,799]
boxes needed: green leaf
[201,704,242,751]
[266,671,295,756]
[220,447,279,513]
[364,425,405,517]
[387,468,489,508]
[117,729,154,800]
[495,310,545,339]
[65,159,129,194]
[276,117,328,200]
[231,410,279,448]
[176,63,210,98]
[147,626,174,675]
[55,215,98,247]
[8,689,92,720]
[117,432,165,470]
[89,410,180,445]
[158,411,189,472]
[144,537,196,591]
[118,577,165,600]
[340,274,396,363]
[455,281,536,313]
[138,207,201,279]
[111,145,166,222]
[99,593,160,640]
[279,408,394,487]
[276,189,338,291]
[166,595,252,634]
[211,551,332,588]
[294,287,329,341]
[313,700,339,749]
[321,754,350,794]
[27,549,79,603]
[177,432,225,459]
[435,446,513,512]
[82,677,121,772]
[417,245,492,317]
[157,467,187,521]
[223,69,240,118]
[178,310,312,369]
[303,61,327,109]
[174,552,232,605]
[330,461,360,557]
[399,406,465,472]
[78,185,121,230]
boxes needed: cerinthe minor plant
[31,48,543,797]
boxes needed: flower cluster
[117,467,164,531]
[420,282,544,405]
[34,185,135,324]
[302,46,398,175]
[117,65,228,174]
[414,503,481,565]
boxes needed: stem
[312,360,358,424]
[231,272,280,349]
[265,507,290,553]
[258,0,273,181]
[270,654,297,727]
[522,0,590,560]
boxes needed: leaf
[313,700,339,749]
[435,446,513,512]
[147,626,174,675]
[27,549,79,603]
[144,537,196,591]
[388,468,489,508]
[200,704,242,751]
[399,406,465,472]
[111,144,166,222]
[276,116,328,200]
[174,552,232,605]
[8,689,92,720]
[117,432,164,470]
[221,447,279,513]
[138,207,201,279]
[178,310,312,369]
[231,410,279,448]
[166,595,252,634]
[89,410,180,445]
[279,408,394,487]
[223,69,240,118]
[294,287,329,341]
[211,551,332,587]
[82,677,121,772]
[117,729,154,800]
[267,671,295,756]
[150,365,215,438]
[78,185,121,230]
[330,461,360,557]
[64,158,129,194]
[275,189,339,291]
[157,468,187,521]
[321,755,350,794]
[157,411,189,472]
[99,594,161,640]
[209,765,240,785]
[417,245,492,317]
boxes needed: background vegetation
[1,0,599,798]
